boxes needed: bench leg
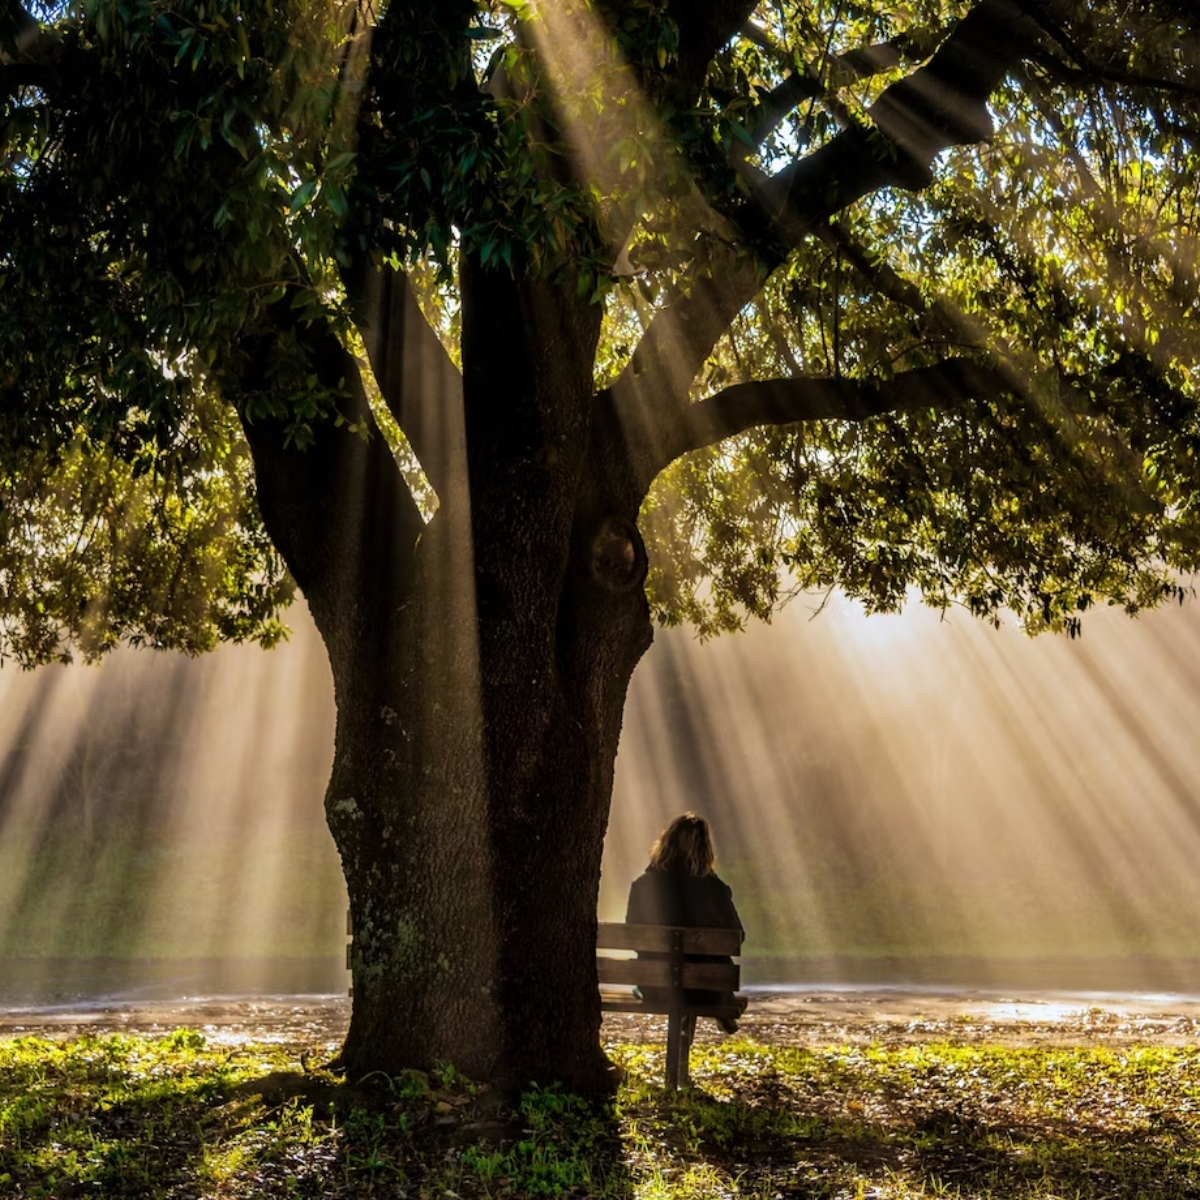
[679,1013,696,1089]
[665,1008,681,1090]
[665,1010,697,1091]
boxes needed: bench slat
[600,993,743,1018]
[597,922,741,955]
[596,958,739,990]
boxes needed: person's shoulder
[708,872,734,895]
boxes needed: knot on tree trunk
[589,516,647,593]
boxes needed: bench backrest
[596,922,740,993]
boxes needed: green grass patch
[2,1033,1198,1197]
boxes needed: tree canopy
[2,0,1199,660]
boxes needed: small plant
[452,1081,616,1197]
[392,1067,433,1101]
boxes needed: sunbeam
[6,584,1200,1002]
[602,594,1200,992]
[3,0,1200,1033]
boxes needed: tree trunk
[242,267,655,1093]
[335,612,650,1088]
[330,492,653,1092]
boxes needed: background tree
[2,0,1198,1091]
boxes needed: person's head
[648,812,716,876]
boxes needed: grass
[1,1031,1199,1198]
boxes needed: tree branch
[1032,53,1200,97]
[736,26,956,161]
[341,259,466,511]
[818,219,997,355]
[656,359,1014,470]
[748,0,1048,233]
[1012,0,1200,97]
[0,0,38,59]
[667,0,760,90]
[1,0,60,101]
[608,0,1056,497]
[1,0,61,74]
[236,302,426,673]
[739,20,775,54]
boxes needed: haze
[3,594,1200,997]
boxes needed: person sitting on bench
[625,811,747,1034]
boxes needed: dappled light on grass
[3,1030,1199,1198]
[614,1038,1200,1199]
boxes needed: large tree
[2,0,1198,1090]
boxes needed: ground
[3,992,1199,1198]
[6,988,1200,1050]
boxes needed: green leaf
[323,183,348,219]
[325,151,357,174]
[289,179,318,212]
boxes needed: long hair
[648,812,716,876]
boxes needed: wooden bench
[346,914,742,1089]
[597,922,743,1090]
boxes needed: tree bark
[328,500,652,1091]
[240,268,654,1093]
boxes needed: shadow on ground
[612,1040,1200,1199]
[1,1032,1198,1197]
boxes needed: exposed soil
[4,989,1200,1052]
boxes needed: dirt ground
[4,989,1200,1053]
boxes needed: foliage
[2,1029,1200,1197]
[0,1031,304,1197]
[2,0,1199,661]
[639,0,1200,635]
[0,0,331,663]
[0,408,291,664]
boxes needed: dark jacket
[625,867,744,1006]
